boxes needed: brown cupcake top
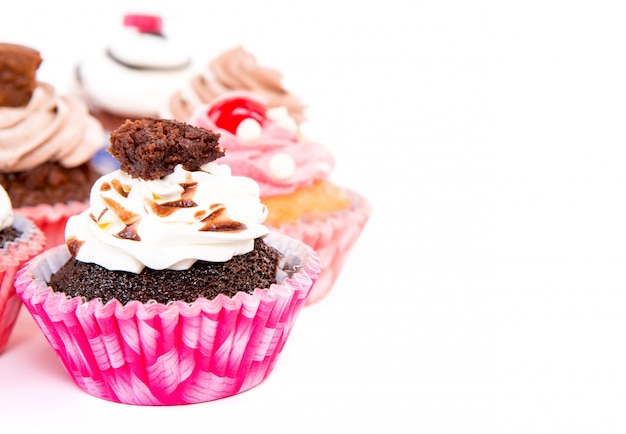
[108,117,224,180]
[0,43,42,107]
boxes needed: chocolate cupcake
[15,118,319,405]
[0,42,104,249]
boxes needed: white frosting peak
[0,185,14,231]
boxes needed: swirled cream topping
[188,92,333,197]
[0,82,104,172]
[166,46,305,124]
[65,162,269,273]
[77,22,193,118]
[0,185,14,231]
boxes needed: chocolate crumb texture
[50,238,281,305]
[108,117,224,180]
[0,162,101,208]
[0,43,42,107]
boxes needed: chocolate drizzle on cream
[111,179,129,197]
[99,179,246,239]
[200,204,247,232]
[64,161,269,273]
[147,181,199,218]
[102,197,140,225]
[66,236,85,257]
[106,47,191,71]
[117,221,141,241]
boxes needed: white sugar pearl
[269,153,296,180]
[236,118,263,142]
[267,106,298,134]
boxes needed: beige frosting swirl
[0,82,104,173]
[166,46,305,123]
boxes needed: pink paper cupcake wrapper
[15,232,319,405]
[15,200,89,250]
[0,215,46,353]
[269,189,371,305]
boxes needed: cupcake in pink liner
[0,43,105,249]
[188,91,370,305]
[15,117,319,405]
[0,185,45,353]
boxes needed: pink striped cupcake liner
[15,232,319,405]
[269,189,370,305]
[0,215,46,353]
[15,200,89,250]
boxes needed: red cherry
[207,94,267,134]
[123,14,163,35]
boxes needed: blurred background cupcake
[164,45,306,125]
[0,185,45,354]
[15,117,319,405]
[188,91,370,305]
[0,42,104,249]
[73,13,195,174]
[74,13,194,132]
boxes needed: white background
[1,1,626,433]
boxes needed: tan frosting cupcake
[0,42,105,248]
[166,46,306,124]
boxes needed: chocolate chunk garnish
[0,43,42,107]
[108,117,224,180]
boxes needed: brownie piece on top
[108,117,223,180]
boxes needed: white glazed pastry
[76,14,193,121]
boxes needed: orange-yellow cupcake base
[265,184,370,305]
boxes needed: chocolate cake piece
[0,226,22,247]
[0,43,42,107]
[0,162,101,208]
[109,117,224,180]
[49,238,282,305]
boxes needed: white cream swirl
[0,185,14,231]
[77,27,193,118]
[65,163,269,273]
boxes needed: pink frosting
[188,96,334,198]
[0,82,103,172]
